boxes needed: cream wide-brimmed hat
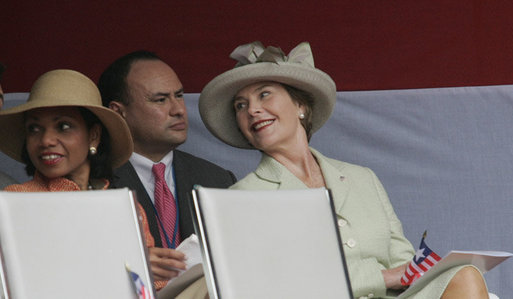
[199,41,336,149]
[0,69,133,168]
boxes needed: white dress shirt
[129,151,177,204]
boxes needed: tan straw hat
[0,69,133,168]
[199,41,336,149]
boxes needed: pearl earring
[89,146,97,155]
[299,113,305,120]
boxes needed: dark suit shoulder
[174,150,237,186]
[111,162,139,188]
[174,150,228,169]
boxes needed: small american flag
[401,231,441,286]
[126,264,151,299]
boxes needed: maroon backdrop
[2,1,513,92]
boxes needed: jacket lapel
[113,162,163,247]
[312,150,351,216]
[254,149,351,215]
[172,150,195,238]
[254,154,307,189]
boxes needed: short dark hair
[21,107,113,181]
[98,51,161,107]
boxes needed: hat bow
[230,41,315,68]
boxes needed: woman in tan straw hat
[199,42,489,299]
[0,69,173,291]
[0,69,134,192]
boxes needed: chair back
[192,186,352,299]
[0,188,154,299]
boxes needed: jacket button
[338,218,347,227]
[346,238,356,248]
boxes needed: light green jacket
[231,148,464,298]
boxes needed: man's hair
[98,51,161,107]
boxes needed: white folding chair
[0,188,154,299]
[191,186,352,299]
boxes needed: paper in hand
[167,234,202,284]
[158,234,204,298]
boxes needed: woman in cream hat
[199,42,489,298]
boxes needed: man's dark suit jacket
[112,149,237,247]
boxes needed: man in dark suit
[98,51,236,285]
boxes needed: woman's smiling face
[24,106,99,181]
[233,81,305,153]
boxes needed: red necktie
[152,163,180,248]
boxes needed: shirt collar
[129,151,176,202]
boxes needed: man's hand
[148,247,187,281]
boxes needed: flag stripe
[400,235,440,286]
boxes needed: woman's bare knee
[441,267,487,299]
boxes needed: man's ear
[109,101,126,118]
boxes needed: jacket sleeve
[371,170,415,266]
[346,256,388,297]
[344,168,414,298]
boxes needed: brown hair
[282,83,315,141]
